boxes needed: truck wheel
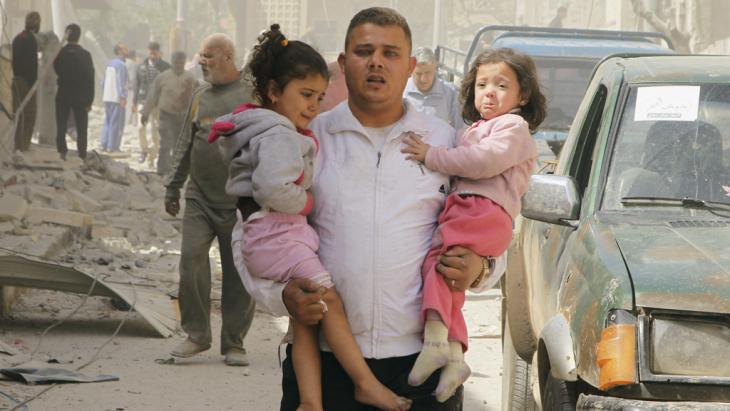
[541,372,577,411]
[505,222,537,361]
[502,314,538,411]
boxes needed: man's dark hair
[148,41,161,51]
[113,43,125,56]
[65,23,81,43]
[25,11,40,30]
[344,7,412,52]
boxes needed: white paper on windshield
[634,86,699,122]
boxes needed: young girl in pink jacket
[401,48,547,402]
[209,25,411,411]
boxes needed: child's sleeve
[425,116,535,180]
[252,130,310,215]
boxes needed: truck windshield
[603,84,730,210]
[534,57,597,132]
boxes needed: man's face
[148,48,161,62]
[412,62,436,93]
[118,45,129,59]
[199,43,230,84]
[172,56,186,73]
[338,23,415,109]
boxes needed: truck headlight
[651,317,730,377]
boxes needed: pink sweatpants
[242,212,333,288]
[421,194,512,351]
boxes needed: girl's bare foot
[354,381,412,411]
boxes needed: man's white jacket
[235,100,455,359]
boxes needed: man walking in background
[100,43,128,152]
[11,11,41,152]
[54,23,94,160]
[141,51,198,175]
[403,47,465,130]
[165,34,255,366]
[134,41,170,167]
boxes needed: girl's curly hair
[245,24,329,106]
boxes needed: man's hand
[164,197,180,216]
[436,246,483,292]
[282,278,327,326]
[141,114,148,126]
[400,132,431,163]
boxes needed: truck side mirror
[522,174,580,227]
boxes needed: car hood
[612,222,730,314]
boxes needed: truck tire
[505,220,538,361]
[541,373,577,411]
[502,314,538,411]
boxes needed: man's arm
[133,64,142,106]
[82,51,95,108]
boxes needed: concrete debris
[0,193,28,222]
[0,145,184,338]
[0,254,176,338]
[26,207,93,228]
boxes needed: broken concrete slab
[91,224,126,239]
[26,207,93,228]
[0,254,176,338]
[66,190,102,213]
[0,194,28,222]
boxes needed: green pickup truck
[503,54,730,410]
[436,26,674,156]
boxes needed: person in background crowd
[100,43,128,152]
[11,11,41,152]
[403,47,466,130]
[165,33,255,367]
[125,49,138,127]
[134,41,171,166]
[141,50,198,175]
[54,23,94,160]
[548,6,568,28]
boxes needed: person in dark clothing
[54,23,94,160]
[134,41,171,166]
[11,11,41,152]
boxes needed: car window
[570,84,607,198]
[603,84,730,210]
[535,57,597,132]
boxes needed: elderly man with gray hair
[165,34,256,366]
[403,47,466,130]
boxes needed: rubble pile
[0,146,184,306]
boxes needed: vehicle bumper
[577,394,730,410]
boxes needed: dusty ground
[0,109,504,410]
